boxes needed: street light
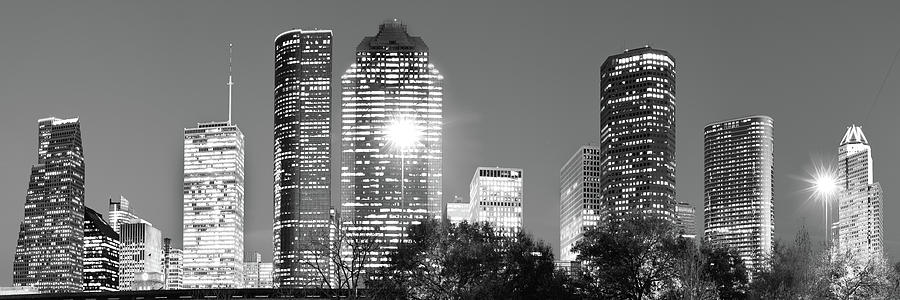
[805,159,841,245]
[386,116,422,242]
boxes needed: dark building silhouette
[83,206,120,292]
[599,47,677,223]
[273,28,333,287]
[13,117,86,293]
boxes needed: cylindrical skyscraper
[273,29,333,287]
[703,115,775,272]
[599,46,677,223]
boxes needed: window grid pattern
[599,47,677,223]
[273,29,333,288]
[703,116,774,272]
[182,122,245,288]
[559,145,602,261]
[14,117,86,293]
[340,20,443,271]
[837,126,884,264]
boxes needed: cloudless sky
[0,1,898,286]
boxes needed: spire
[227,43,234,124]
[840,124,869,145]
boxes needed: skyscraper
[559,145,602,261]
[244,253,274,288]
[83,206,120,292]
[118,221,163,290]
[836,125,884,264]
[470,167,524,238]
[108,196,138,234]
[13,117,86,293]
[703,116,774,272]
[675,201,696,238]
[599,46,677,223]
[273,28,333,288]
[182,120,245,288]
[182,47,245,288]
[163,238,183,290]
[340,19,443,270]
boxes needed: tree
[572,217,691,300]
[815,249,891,299]
[297,219,382,299]
[702,244,749,299]
[369,220,575,299]
[749,225,830,300]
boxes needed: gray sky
[1,1,899,285]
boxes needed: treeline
[358,219,900,300]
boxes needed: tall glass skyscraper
[273,28,333,287]
[83,206,120,292]
[599,46,677,223]
[559,145,602,261]
[13,117,86,293]
[182,120,245,288]
[675,201,696,239]
[470,167,524,238]
[341,19,443,271]
[836,125,883,264]
[703,116,774,272]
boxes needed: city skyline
[1,1,900,288]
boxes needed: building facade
[470,167,524,238]
[14,117,86,293]
[446,201,472,225]
[836,125,884,264]
[108,196,138,234]
[703,116,774,272]
[118,222,163,290]
[273,28,333,288]
[599,47,677,223]
[340,19,443,270]
[244,253,274,288]
[559,145,602,261]
[182,121,245,288]
[162,238,182,290]
[675,201,696,238]
[83,207,120,292]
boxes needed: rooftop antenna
[227,43,234,124]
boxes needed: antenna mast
[227,43,234,124]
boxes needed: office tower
[182,120,245,288]
[675,201,696,238]
[836,125,884,263]
[446,195,472,225]
[273,28,333,288]
[559,145,602,261]
[244,253,274,288]
[183,51,245,288]
[470,167,524,238]
[599,46,677,223]
[83,206,120,292]
[108,196,138,234]
[704,116,774,272]
[163,238,183,290]
[340,19,443,270]
[13,117,86,293]
[119,221,163,290]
